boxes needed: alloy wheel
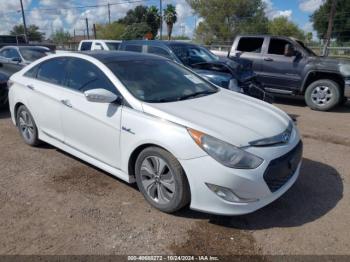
[140,156,176,204]
[18,110,35,142]
[311,85,333,106]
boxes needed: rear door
[260,37,305,91]
[230,36,265,74]
[24,57,67,142]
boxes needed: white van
[78,40,122,51]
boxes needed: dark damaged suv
[119,40,270,102]
[229,35,350,111]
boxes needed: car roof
[81,50,166,63]
[121,40,197,48]
[0,45,49,50]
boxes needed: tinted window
[19,47,49,61]
[237,37,264,53]
[2,48,20,59]
[124,45,142,52]
[80,42,92,51]
[106,59,217,103]
[37,58,67,85]
[268,39,291,55]
[24,65,39,78]
[106,42,120,50]
[148,46,171,58]
[65,58,118,94]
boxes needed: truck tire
[305,79,341,111]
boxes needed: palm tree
[163,4,177,40]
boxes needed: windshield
[106,59,218,103]
[19,48,50,62]
[106,42,120,50]
[170,45,219,66]
[296,40,317,56]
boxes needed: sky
[0,0,325,39]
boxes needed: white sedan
[8,51,303,215]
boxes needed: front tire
[305,79,341,111]
[16,105,40,146]
[135,147,190,213]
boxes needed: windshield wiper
[177,90,217,101]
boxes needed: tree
[268,17,305,40]
[163,4,177,40]
[121,22,152,40]
[118,5,160,39]
[51,29,71,44]
[311,0,350,42]
[187,0,268,44]
[96,22,125,40]
[10,24,45,42]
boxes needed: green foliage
[171,35,191,40]
[121,22,152,40]
[96,22,125,40]
[187,0,268,44]
[118,5,160,39]
[163,4,177,40]
[51,28,71,44]
[312,0,350,42]
[10,24,45,42]
[268,17,305,40]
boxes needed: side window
[24,65,39,78]
[0,49,8,57]
[268,39,291,55]
[7,49,20,59]
[80,42,92,51]
[65,58,119,95]
[236,37,264,53]
[37,58,67,85]
[148,46,171,58]
[124,45,142,52]
[94,43,104,50]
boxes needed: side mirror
[11,57,22,63]
[284,44,295,57]
[84,88,120,103]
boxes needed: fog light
[206,183,258,203]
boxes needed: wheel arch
[302,71,344,94]
[13,102,25,125]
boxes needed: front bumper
[179,131,302,216]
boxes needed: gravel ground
[0,98,349,255]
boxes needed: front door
[60,57,122,168]
[260,38,305,91]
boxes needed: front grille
[263,141,303,192]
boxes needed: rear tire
[16,105,40,146]
[305,79,341,111]
[135,147,190,213]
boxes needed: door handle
[264,57,274,62]
[26,84,35,90]
[61,99,72,108]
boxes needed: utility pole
[108,3,111,24]
[93,24,97,39]
[323,0,337,56]
[159,0,163,40]
[19,0,28,43]
[85,17,90,39]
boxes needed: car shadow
[175,158,343,229]
[0,108,10,119]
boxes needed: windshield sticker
[184,74,203,84]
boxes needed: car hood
[142,89,291,147]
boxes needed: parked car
[0,45,53,76]
[78,40,122,51]
[229,35,350,111]
[9,51,302,215]
[119,40,272,102]
[0,71,8,108]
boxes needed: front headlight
[188,128,263,169]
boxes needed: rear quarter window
[80,42,92,51]
[237,37,264,53]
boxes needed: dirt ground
[0,97,349,256]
